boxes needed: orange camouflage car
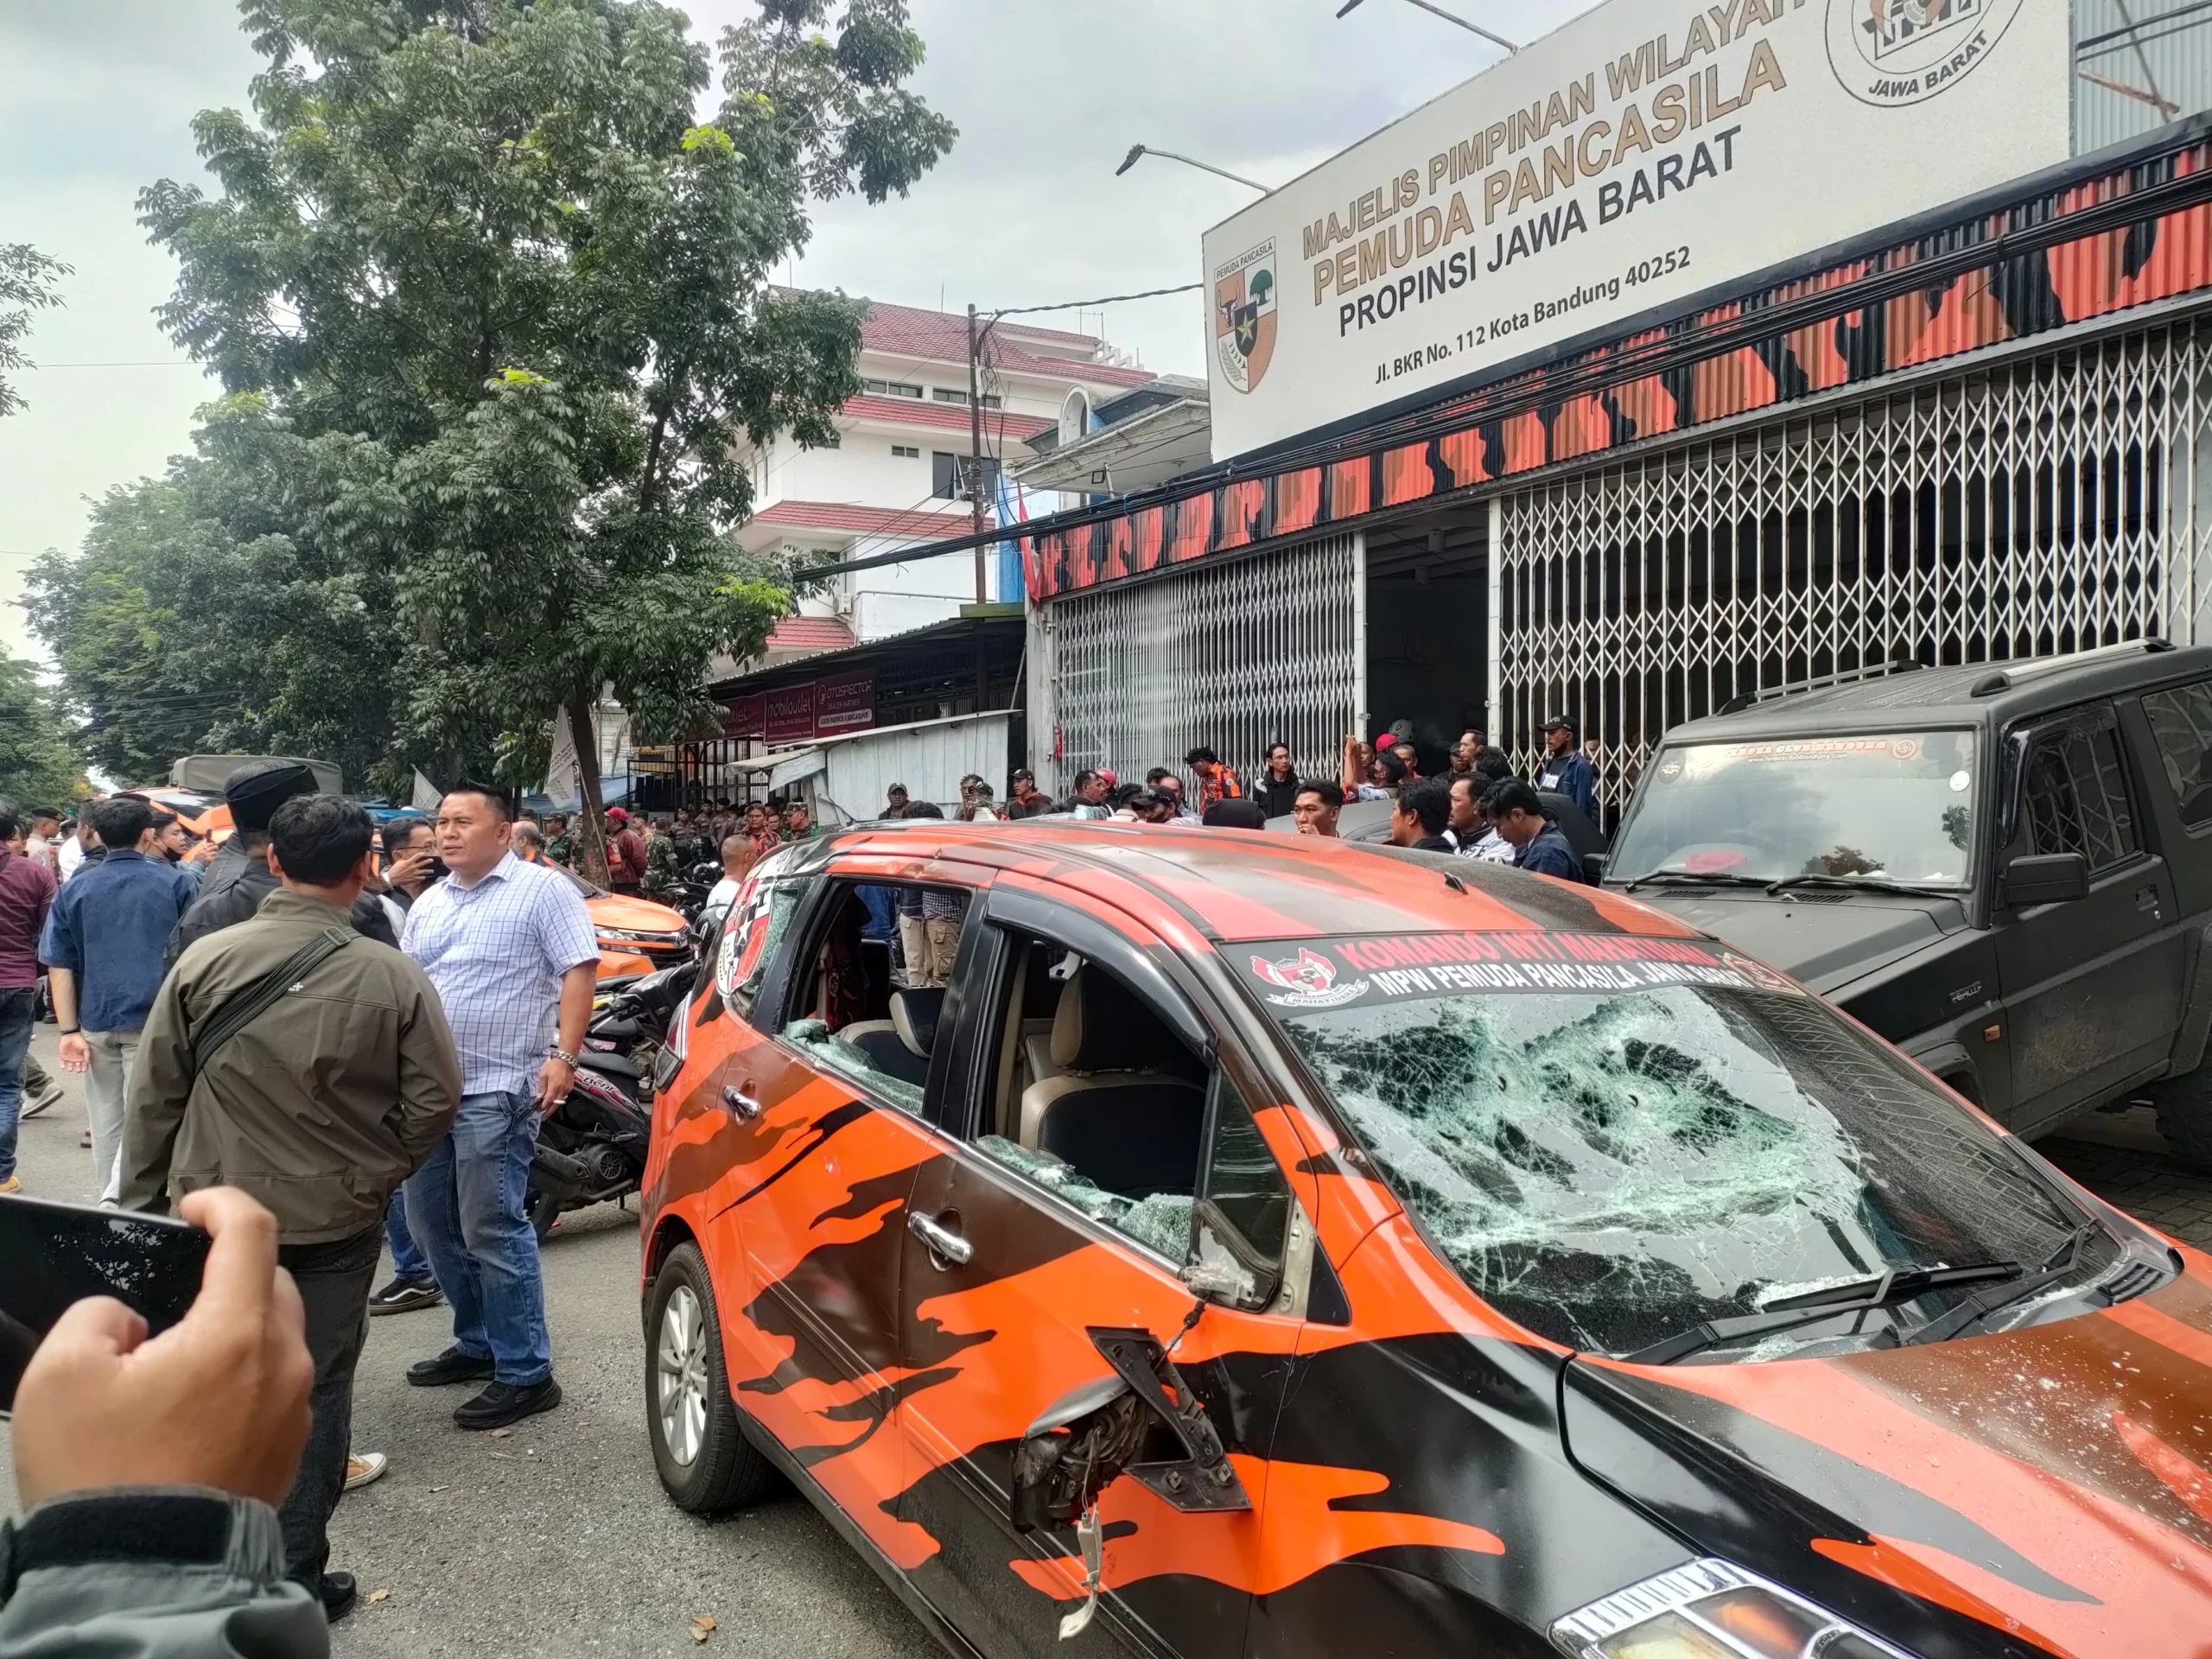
[639,820,2212,1659]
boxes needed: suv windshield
[1238,931,2091,1359]
[1610,730,1978,888]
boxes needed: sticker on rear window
[1239,932,1797,1012]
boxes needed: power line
[986,283,1201,319]
[21,360,203,371]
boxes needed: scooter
[525,959,697,1239]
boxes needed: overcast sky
[0,0,1590,660]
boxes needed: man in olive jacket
[121,795,461,1624]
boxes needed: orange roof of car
[810,819,1699,945]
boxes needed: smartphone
[0,1194,209,1415]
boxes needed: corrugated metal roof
[857,298,1156,387]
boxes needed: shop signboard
[764,684,817,747]
[720,695,766,740]
[814,672,877,736]
[1202,0,2071,459]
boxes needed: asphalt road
[0,1025,927,1659]
[4,1027,2211,1657]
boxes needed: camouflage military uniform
[641,827,681,898]
[544,831,575,867]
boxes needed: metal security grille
[1042,533,1362,796]
[1494,323,2212,818]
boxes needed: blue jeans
[0,988,32,1183]
[385,1191,432,1284]
[403,1090,551,1385]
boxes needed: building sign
[814,672,877,736]
[1201,0,2069,459]
[739,673,880,747]
[720,695,766,740]
[764,684,817,747]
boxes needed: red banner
[764,684,817,747]
[719,695,766,739]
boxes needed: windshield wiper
[1621,869,1776,893]
[1764,872,1953,899]
[1622,1260,2028,1366]
[1902,1224,2098,1348]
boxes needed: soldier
[542,814,575,868]
[640,816,681,899]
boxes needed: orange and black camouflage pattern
[641,822,2212,1657]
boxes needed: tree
[23,394,447,790]
[132,0,955,878]
[0,650,85,810]
[0,243,68,419]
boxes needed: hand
[387,849,434,890]
[12,1188,311,1508]
[537,1055,575,1116]
[57,1032,89,1072]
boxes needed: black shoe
[406,1345,495,1387]
[368,1277,443,1316]
[454,1376,563,1431]
[320,1571,358,1622]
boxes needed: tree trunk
[565,692,613,889]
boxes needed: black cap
[223,760,318,831]
[1541,714,1577,734]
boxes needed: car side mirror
[1583,851,1608,882]
[1007,1329,1253,1534]
[2002,851,2089,908]
[1184,1198,1280,1313]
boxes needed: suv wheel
[2150,1069,2212,1172]
[647,1243,780,1513]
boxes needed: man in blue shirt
[1534,714,1599,822]
[400,784,599,1431]
[1483,779,1586,882]
[39,797,198,1198]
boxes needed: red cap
[1374,733,1397,748]
[605,807,629,824]
[1098,768,1116,786]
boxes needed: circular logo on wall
[1826,0,2028,107]
[1213,238,1277,396]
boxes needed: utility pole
[967,302,988,606]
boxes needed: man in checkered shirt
[398,784,600,1431]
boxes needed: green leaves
[679,124,735,156]
[0,652,85,809]
[0,243,72,420]
[33,0,952,805]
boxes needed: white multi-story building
[732,297,1156,643]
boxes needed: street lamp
[1337,0,1519,54]
[1115,144,1271,194]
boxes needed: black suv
[1602,640,2212,1161]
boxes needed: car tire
[2152,1068,2212,1172]
[646,1243,780,1513]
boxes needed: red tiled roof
[860,296,1096,354]
[750,499,984,537]
[766,615,855,652]
[856,299,1159,390]
[842,393,1052,439]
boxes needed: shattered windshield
[1609,730,1978,887]
[1243,933,2084,1359]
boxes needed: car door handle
[908,1211,972,1266]
[2136,884,2162,912]
[721,1082,763,1120]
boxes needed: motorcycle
[660,859,726,922]
[525,958,697,1239]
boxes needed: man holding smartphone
[122,795,461,1621]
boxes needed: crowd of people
[1,763,599,1629]
[850,716,1603,884]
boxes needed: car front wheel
[646,1242,780,1513]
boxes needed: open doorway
[1362,505,1488,777]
